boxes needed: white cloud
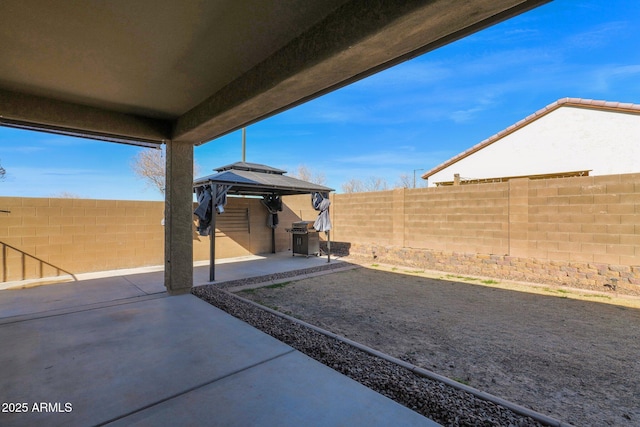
[590,64,640,92]
[0,145,45,154]
[565,21,628,50]
[333,147,451,168]
[450,107,484,124]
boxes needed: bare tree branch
[131,147,201,195]
[395,174,412,189]
[341,176,390,193]
[341,178,365,193]
[131,148,166,194]
[364,176,388,192]
[50,191,85,198]
[290,164,326,185]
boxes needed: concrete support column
[164,140,194,295]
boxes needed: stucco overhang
[0,0,550,147]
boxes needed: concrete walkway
[0,253,439,426]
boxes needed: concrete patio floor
[0,252,439,426]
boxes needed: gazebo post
[272,227,276,254]
[209,184,216,282]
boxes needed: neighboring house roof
[194,162,334,196]
[422,98,640,180]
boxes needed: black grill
[287,221,319,256]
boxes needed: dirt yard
[235,263,640,427]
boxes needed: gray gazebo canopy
[193,162,334,281]
[193,162,334,195]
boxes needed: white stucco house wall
[422,98,640,186]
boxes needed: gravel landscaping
[206,262,640,427]
[193,281,554,426]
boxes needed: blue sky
[2,0,640,200]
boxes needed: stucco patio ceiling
[0,0,550,146]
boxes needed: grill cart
[288,221,320,257]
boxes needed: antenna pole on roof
[242,128,246,162]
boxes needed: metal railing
[1,241,77,283]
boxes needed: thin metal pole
[413,168,424,188]
[242,128,246,162]
[209,185,216,282]
[2,243,6,282]
[326,231,331,263]
[271,227,275,254]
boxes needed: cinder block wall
[404,183,509,254]
[196,194,321,259]
[332,173,640,295]
[193,196,282,261]
[331,191,395,245]
[331,184,510,254]
[525,174,640,265]
[2,173,639,292]
[0,196,306,282]
[0,197,165,281]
